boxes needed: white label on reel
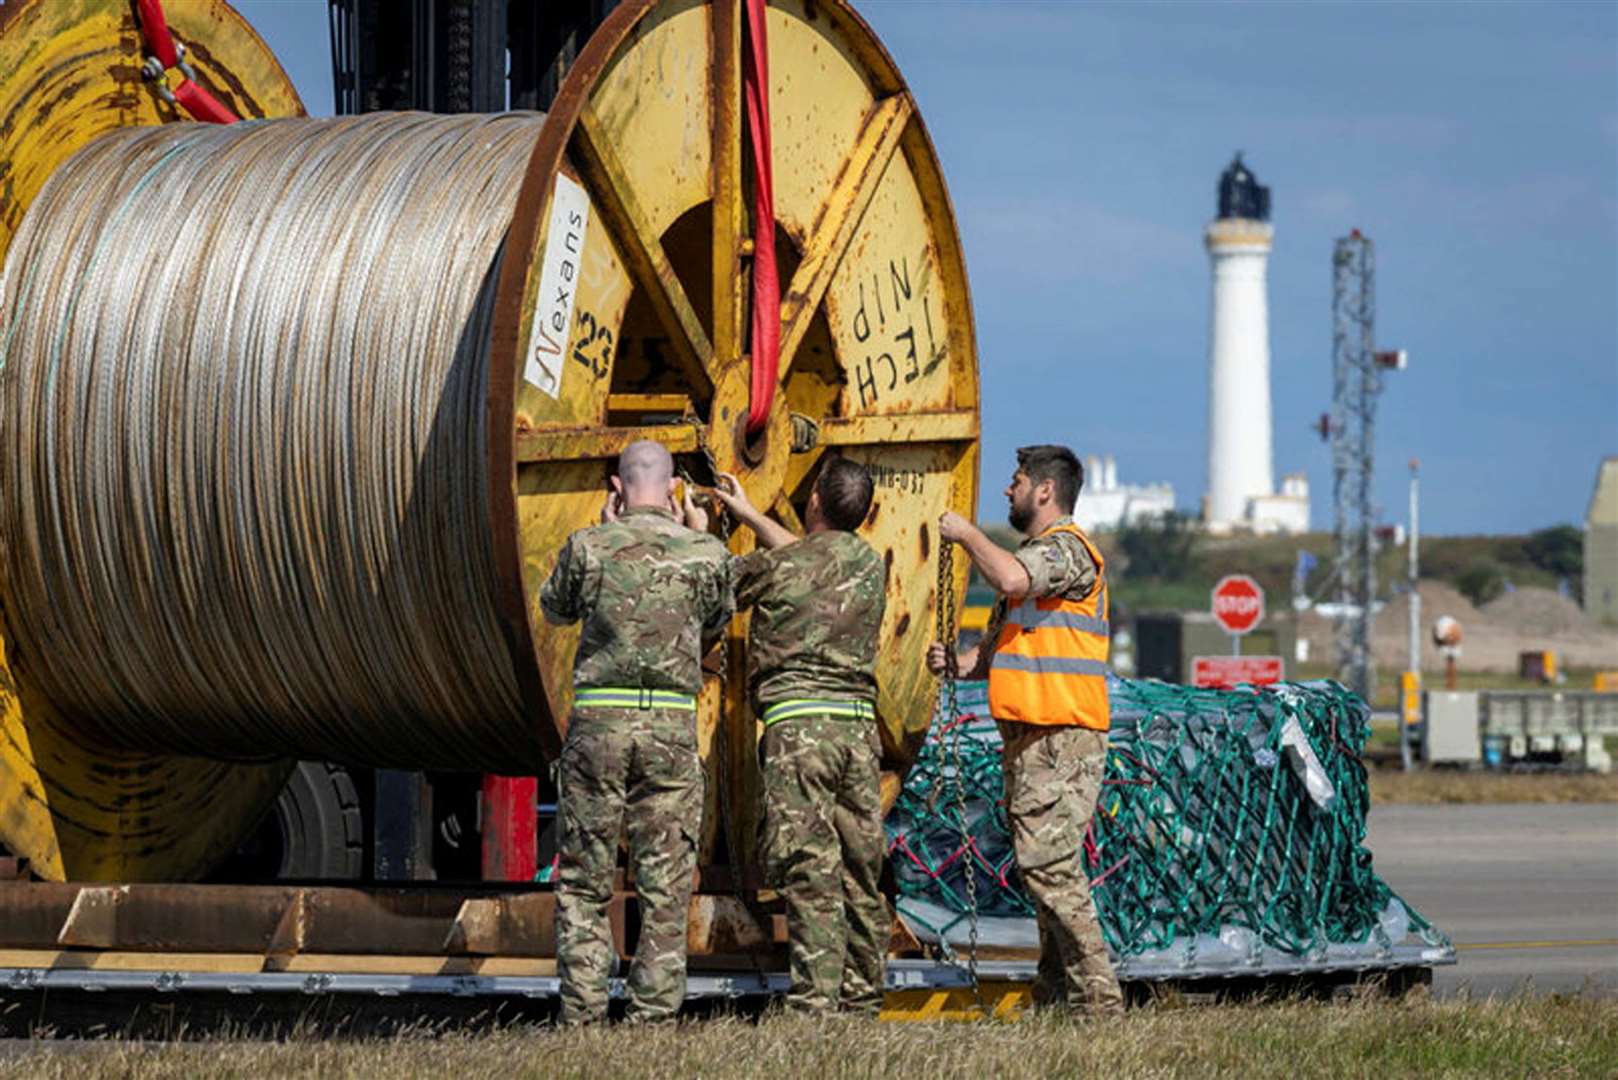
[522,173,592,398]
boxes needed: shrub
[1117,511,1199,581]
[1455,560,1507,606]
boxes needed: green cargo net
[886,679,1450,967]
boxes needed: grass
[1107,577,1213,613]
[1174,530,1565,608]
[983,523,1585,627]
[3,995,1615,1078]
[1088,528,1567,615]
[1369,768,1618,805]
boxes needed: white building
[1075,454,1176,532]
[1203,154,1309,535]
[1247,472,1311,536]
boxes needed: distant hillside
[974,522,1581,617]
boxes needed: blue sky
[239,0,1616,536]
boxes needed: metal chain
[682,414,745,904]
[684,415,734,542]
[936,539,983,1012]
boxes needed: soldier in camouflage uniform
[540,440,733,1025]
[711,459,889,1014]
[928,445,1124,1016]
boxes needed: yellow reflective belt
[761,698,875,725]
[573,687,697,711]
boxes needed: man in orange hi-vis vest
[926,445,1123,1016]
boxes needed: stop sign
[1211,574,1265,636]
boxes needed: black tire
[273,761,365,880]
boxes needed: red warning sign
[1192,655,1285,689]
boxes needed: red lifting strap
[136,0,180,69]
[173,79,239,125]
[136,0,239,125]
[742,0,778,436]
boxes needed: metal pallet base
[1,947,1452,1001]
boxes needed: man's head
[806,457,875,533]
[614,439,676,508]
[1004,444,1082,534]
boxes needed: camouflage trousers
[1000,721,1124,1016]
[555,708,702,1025]
[760,714,889,1014]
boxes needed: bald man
[541,440,732,1025]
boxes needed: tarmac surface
[1366,802,1618,997]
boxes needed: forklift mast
[328,0,618,116]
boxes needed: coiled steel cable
[0,112,547,770]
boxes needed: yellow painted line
[881,983,1030,1023]
[1456,938,1618,952]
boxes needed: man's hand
[928,640,981,680]
[600,490,623,523]
[710,472,757,519]
[711,471,797,550]
[938,511,975,545]
[938,510,1032,598]
[680,483,710,532]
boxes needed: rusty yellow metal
[516,422,701,463]
[706,4,753,856]
[491,0,981,864]
[0,0,303,881]
[776,92,914,369]
[879,982,1031,1022]
[817,409,978,447]
[607,392,695,414]
[574,104,717,389]
[0,627,294,882]
[0,949,559,977]
[960,605,993,633]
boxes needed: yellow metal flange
[0,0,303,881]
[487,0,981,864]
[0,0,303,263]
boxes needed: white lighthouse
[1203,154,1308,535]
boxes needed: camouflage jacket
[970,515,1099,679]
[732,530,887,709]
[541,505,733,695]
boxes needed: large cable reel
[487,0,980,866]
[0,0,979,881]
